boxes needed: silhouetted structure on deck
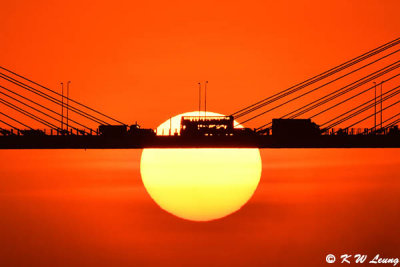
[180,116,255,137]
[272,119,320,138]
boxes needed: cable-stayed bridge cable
[309,73,400,120]
[344,99,400,129]
[231,37,400,118]
[0,89,83,133]
[0,98,59,130]
[254,60,400,129]
[321,84,400,128]
[0,85,94,131]
[0,66,125,125]
[0,111,32,129]
[325,86,400,129]
[0,72,108,125]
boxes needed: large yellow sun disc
[140,111,262,221]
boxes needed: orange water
[0,149,399,266]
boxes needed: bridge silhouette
[1,37,400,149]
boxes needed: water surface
[0,149,399,266]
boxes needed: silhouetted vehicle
[180,116,255,137]
[181,116,233,136]
[98,125,128,136]
[98,124,155,137]
[335,128,348,136]
[373,128,386,135]
[257,127,271,135]
[320,128,333,135]
[77,129,88,135]
[232,128,257,136]
[129,124,156,136]
[20,129,46,136]
[388,125,400,135]
[0,129,14,136]
[272,119,321,137]
[57,129,71,135]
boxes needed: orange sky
[1,0,400,128]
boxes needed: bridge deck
[0,135,399,149]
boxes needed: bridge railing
[0,128,98,136]
[323,127,397,136]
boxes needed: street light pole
[205,81,208,118]
[67,81,70,133]
[61,82,64,132]
[374,82,377,132]
[380,81,383,130]
[198,82,201,119]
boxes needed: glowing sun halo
[140,111,262,221]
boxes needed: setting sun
[140,111,262,221]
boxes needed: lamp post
[380,81,383,130]
[205,81,208,118]
[198,82,201,119]
[60,82,64,132]
[67,81,70,133]
[374,82,377,132]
